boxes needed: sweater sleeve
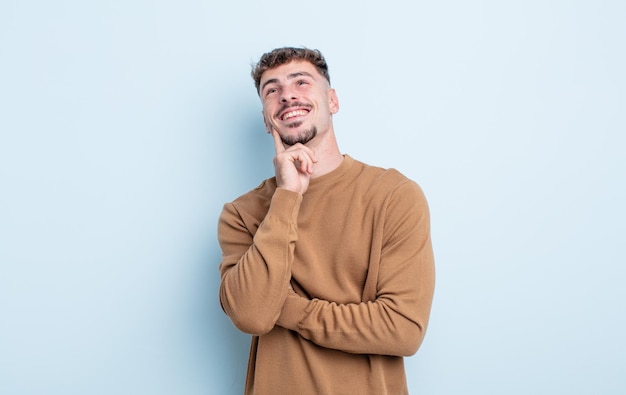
[276,181,435,356]
[218,188,302,335]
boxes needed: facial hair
[280,124,317,146]
[274,102,317,146]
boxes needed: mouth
[278,106,310,121]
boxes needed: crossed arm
[218,180,435,357]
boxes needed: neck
[307,129,344,179]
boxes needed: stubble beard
[280,122,317,146]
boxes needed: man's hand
[272,129,317,195]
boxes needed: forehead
[260,61,321,85]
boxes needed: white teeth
[282,110,308,120]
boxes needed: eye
[264,87,278,97]
[296,79,309,86]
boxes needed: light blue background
[1,1,624,394]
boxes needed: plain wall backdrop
[1,0,624,394]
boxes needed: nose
[280,88,298,103]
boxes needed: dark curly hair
[251,47,330,94]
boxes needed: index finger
[272,129,285,154]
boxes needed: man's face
[259,61,338,146]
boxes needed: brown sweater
[218,155,435,395]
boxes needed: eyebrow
[260,71,315,93]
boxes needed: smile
[280,109,309,121]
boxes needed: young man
[218,47,435,395]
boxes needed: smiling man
[218,47,435,395]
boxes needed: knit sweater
[218,155,435,395]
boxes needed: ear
[328,88,340,115]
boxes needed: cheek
[262,101,276,116]
[261,107,271,121]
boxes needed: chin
[280,126,317,146]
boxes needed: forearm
[277,290,432,356]
[218,188,302,335]
[276,244,435,356]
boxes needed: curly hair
[251,47,330,93]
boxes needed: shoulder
[347,157,428,212]
[352,157,422,192]
[224,177,277,218]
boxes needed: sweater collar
[306,154,354,192]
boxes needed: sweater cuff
[277,291,310,331]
